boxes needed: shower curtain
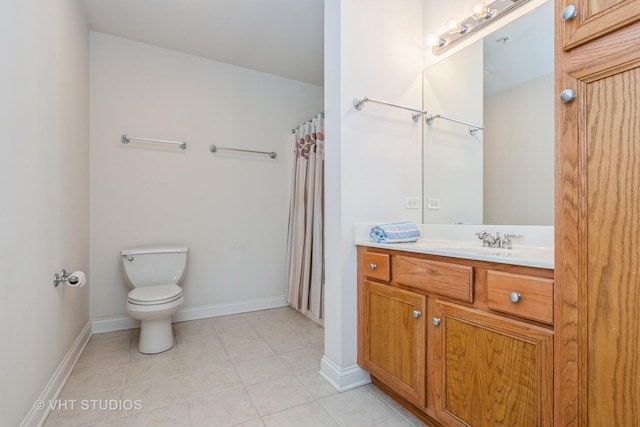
[285,113,324,321]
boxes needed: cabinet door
[358,280,426,407]
[556,20,640,426]
[561,0,640,50]
[433,301,553,427]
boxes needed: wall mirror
[422,0,554,225]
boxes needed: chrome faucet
[475,231,501,248]
[475,231,524,249]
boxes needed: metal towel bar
[425,114,484,136]
[354,96,484,135]
[121,135,187,150]
[354,97,426,122]
[209,145,277,159]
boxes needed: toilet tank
[121,245,189,288]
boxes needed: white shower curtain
[285,113,324,321]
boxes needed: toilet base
[126,294,183,354]
[138,317,175,354]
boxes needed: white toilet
[121,245,188,354]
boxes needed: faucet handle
[475,231,493,247]
[501,233,524,249]
[475,231,489,239]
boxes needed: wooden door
[555,5,640,425]
[433,301,553,427]
[358,280,426,407]
[561,0,640,49]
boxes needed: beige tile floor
[44,307,427,427]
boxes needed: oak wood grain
[434,302,553,427]
[362,251,391,282]
[556,6,640,424]
[361,280,426,407]
[395,256,474,303]
[562,0,640,50]
[356,246,554,426]
[486,270,554,325]
[586,67,640,426]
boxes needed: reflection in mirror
[422,1,553,225]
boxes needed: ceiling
[81,0,325,86]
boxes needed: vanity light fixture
[446,17,469,35]
[471,2,496,20]
[426,33,446,48]
[430,0,532,55]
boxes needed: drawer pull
[369,263,377,270]
[509,292,522,303]
[412,310,422,319]
[432,317,441,326]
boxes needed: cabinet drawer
[486,270,553,324]
[395,256,473,302]
[362,252,391,282]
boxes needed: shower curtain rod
[353,96,484,135]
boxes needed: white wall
[0,0,90,425]
[484,73,554,225]
[323,0,423,389]
[89,33,324,323]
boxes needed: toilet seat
[128,284,183,306]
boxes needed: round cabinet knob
[561,5,578,21]
[560,89,576,103]
[509,292,522,303]
[369,263,377,270]
[432,317,442,326]
[412,310,422,319]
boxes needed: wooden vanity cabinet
[561,0,640,50]
[433,301,553,427]
[357,246,554,427]
[359,280,426,407]
[556,1,640,425]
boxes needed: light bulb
[472,2,486,15]
[472,2,496,19]
[426,33,446,48]
[446,17,460,33]
[446,17,469,34]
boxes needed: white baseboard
[20,321,92,427]
[319,355,371,392]
[91,295,288,333]
[91,315,139,333]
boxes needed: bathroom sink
[353,223,554,269]
[389,239,554,268]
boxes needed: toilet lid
[128,284,183,305]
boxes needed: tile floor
[44,307,427,427]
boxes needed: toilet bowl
[121,246,188,354]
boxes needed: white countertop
[354,224,554,269]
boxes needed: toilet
[121,245,188,354]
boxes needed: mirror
[422,1,554,225]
